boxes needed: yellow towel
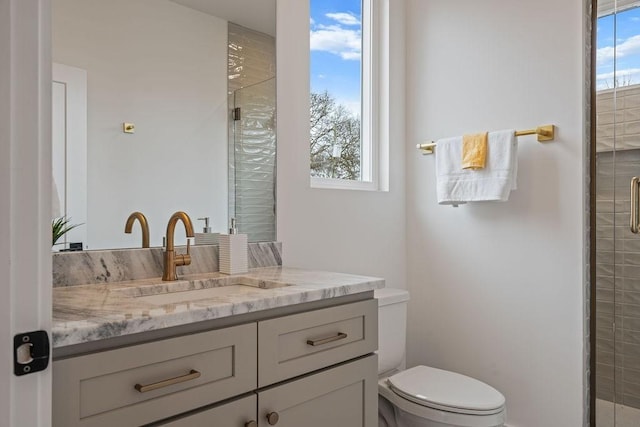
[462,132,488,170]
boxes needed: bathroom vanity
[52,266,383,426]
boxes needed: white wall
[404,1,586,426]
[52,0,228,249]
[276,0,407,290]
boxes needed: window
[309,0,384,190]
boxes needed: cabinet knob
[245,421,257,427]
[266,412,280,425]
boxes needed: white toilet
[376,288,506,427]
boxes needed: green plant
[52,216,82,246]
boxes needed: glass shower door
[595,1,640,425]
[228,77,277,242]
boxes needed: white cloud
[341,51,361,61]
[325,12,360,26]
[597,46,615,64]
[310,24,361,61]
[597,34,640,63]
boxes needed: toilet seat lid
[387,366,506,415]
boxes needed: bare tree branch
[310,91,361,180]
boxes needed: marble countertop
[53,266,384,348]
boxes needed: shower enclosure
[595,1,640,425]
[227,22,276,242]
[228,78,277,242]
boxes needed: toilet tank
[375,288,410,376]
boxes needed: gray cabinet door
[154,394,257,427]
[257,355,377,427]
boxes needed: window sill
[310,176,380,192]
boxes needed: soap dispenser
[218,218,248,274]
[195,217,219,245]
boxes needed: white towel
[435,129,518,205]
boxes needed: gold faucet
[125,211,150,248]
[162,211,195,281]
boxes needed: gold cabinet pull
[245,421,257,427]
[632,177,639,234]
[306,332,348,347]
[134,369,201,393]
[266,412,280,425]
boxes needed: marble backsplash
[53,242,282,287]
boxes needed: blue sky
[310,0,362,117]
[597,7,640,90]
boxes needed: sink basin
[114,277,292,305]
[136,284,280,305]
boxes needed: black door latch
[14,330,50,376]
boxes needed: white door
[0,1,53,426]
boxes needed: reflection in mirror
[51,0,276,250]
[228,24,277,242]
[52,63,87,248]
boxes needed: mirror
[51,0,276,250]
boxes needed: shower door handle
[631,177,640,233]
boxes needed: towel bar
[416,124,555,155]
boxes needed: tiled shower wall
[596,85,640,152]
[596,83,640,409]
[228,23,276,242]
